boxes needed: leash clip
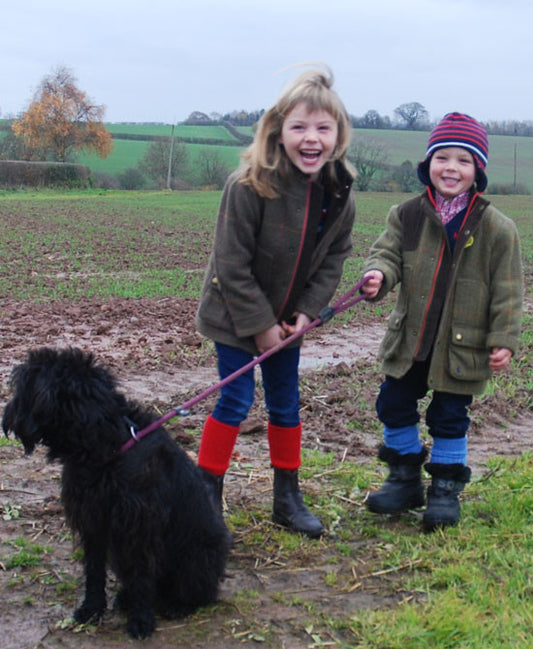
[124,416,138,441]
[318,305,335,325]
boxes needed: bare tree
[196,149,230,189]
[139,138,188,187]
[394,102,429,130]
[348,136,390,191]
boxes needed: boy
[361,112,523,531]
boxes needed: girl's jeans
[212,342,301,428]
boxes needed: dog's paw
[126,613,156,640]
[73,602,105,625]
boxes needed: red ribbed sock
[198,415,239,475]
[268,423,302,470]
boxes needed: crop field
[0,189,531,648]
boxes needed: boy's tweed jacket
[363,191,523,395]
[196,163,355,355]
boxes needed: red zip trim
[276,180,312,320]
[414,239,445,357]
[414,188,479,356]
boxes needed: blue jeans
[376,360,473,440]
[212,343,301,428]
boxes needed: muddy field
[1,296,532,649]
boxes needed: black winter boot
[272,468,324,538]
[199,467,225,515]
[366,446,428,514]
[423,463,471,532]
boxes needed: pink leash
[120,276,371,453]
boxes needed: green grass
[106,123,239,142]
[225,452,533,648]
[353,128,533,189]
[77,141,244,177]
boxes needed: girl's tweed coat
[197,163,355,354]
[363,190,523,395]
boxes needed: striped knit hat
[417,112,489,191]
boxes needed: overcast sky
[2,0,532,125]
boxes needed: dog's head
[2,346,124,460]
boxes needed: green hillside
[2,119,533,190]
[353,128,533,190]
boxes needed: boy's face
[429,147,476,198]
[280,102,338,180]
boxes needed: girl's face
[280,103,338,179]
[429,147,476,198]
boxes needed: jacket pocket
[379,308,407,361]
[448,325,491,381]
[197,277,234,330]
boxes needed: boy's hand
[255,324,285,354]
[489,347,512,371]
[361,271,384,299]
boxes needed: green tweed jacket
[196,163,355,354]
[363,190,524,395]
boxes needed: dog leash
[120,275,372,454]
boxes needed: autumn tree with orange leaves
[12,66,112,162]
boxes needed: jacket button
[456,333,463,341]
[211,277,218,286]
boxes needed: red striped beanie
[417,112,489,191]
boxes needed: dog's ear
[2,400,15,438]
[2,399,40,454]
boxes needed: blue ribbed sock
[430,436,468,465]
[383,425,422,455]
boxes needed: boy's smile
[281,102,338,180]
[429,147,476,198]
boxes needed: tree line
[0,66,531,193]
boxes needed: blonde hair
[240,65,352,198]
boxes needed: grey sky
[2,0,532,124]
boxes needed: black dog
[2,347,230,639]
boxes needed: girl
[195,66,355,537]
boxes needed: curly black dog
[2,346,230,639]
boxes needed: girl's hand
[361,271,384,299]
[281,312,311,336]
[489,347,512,371]
[255,324,286,354]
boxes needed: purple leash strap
[119,275,371,453]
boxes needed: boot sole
[272,513,324,538]
[366,495,425,515]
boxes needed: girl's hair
[240,65,353,198]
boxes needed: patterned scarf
[435,190,470,225]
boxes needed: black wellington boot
[423,463,471,532]
[199,467,225,515]
[366,445,428,514]
[272,468,324,538]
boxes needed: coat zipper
[276,180,312,320]
[413,189,480,357]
